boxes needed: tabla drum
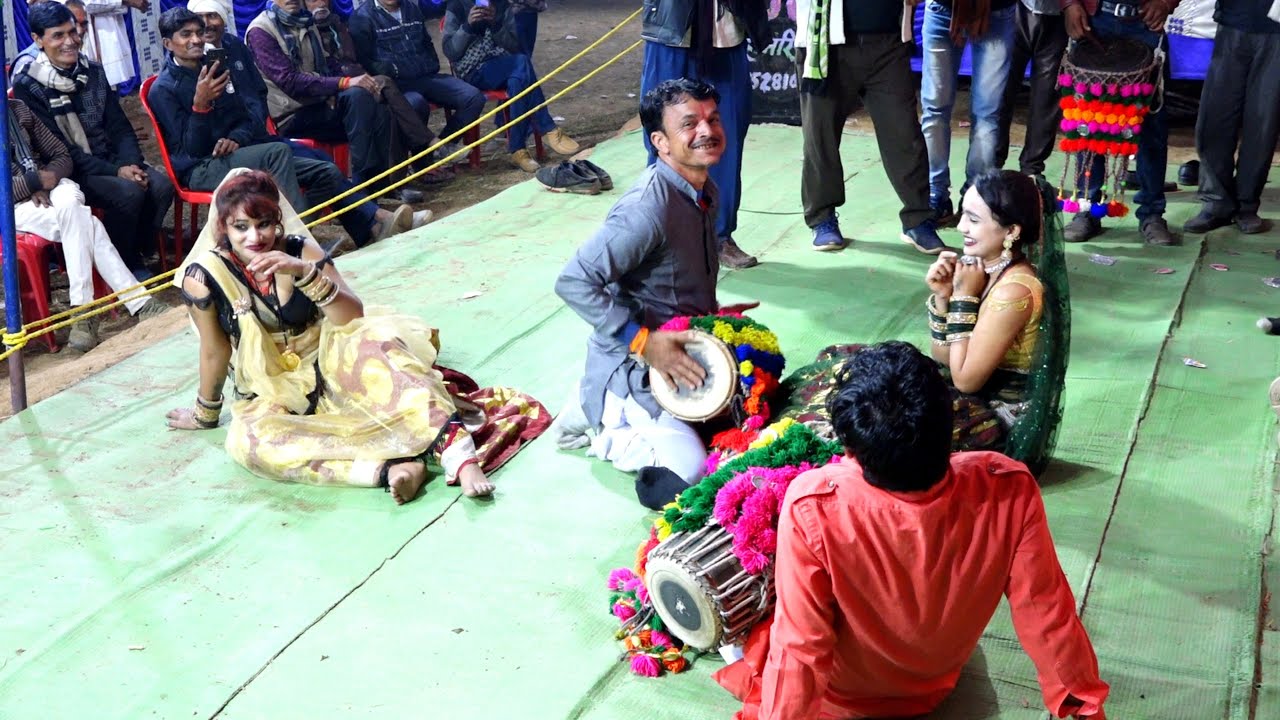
[648,329,740,422]
[644,522,774,651]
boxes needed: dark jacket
[149,57,272,183]
[1216,0,1280,33]
[13,60,146,179]
[640,0,771,52]
[442,0,524,62]
[221,33,272,131]
[350,0,444,78]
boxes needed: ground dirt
[0,0,1213,418]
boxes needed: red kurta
[715,452,1108,720]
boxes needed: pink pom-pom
[636,584,650,606]
[608,567,638,591]
[1064,200,1080,213]
[1089,83,1103,96]
[613,602,637,622]
[745,414,766,430]
[1074,82,1087,94]
[704,450,723,475]
[1132,124,1142,136]
[623,577,644,593]
[659,316,691,332]
[1059,119,1073,133]
[1087,121,1100,134]
[650,630,675,649]
[1107,83,1119,95]
[1058,73,1073,87]
[631,654,662,677]
[1142,83,1155,95]
[1120,85,1133,97]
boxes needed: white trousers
[588,391,708,484]
[13,179,148,315]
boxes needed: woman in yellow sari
[165,170,543,501]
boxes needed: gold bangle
[951,295,980,304]
[947,312,978,325]
[315,283,341,307]
[296,264,318,288]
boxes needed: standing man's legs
[920,2,963,212]
[698,45,751,242]
[798,43,860,245]
[964,6,1016,191]
[1192,25,1248,226]
[860,35,935,233]
[1018,8,1067,176]
[995,3,1035,172]
[1235,31,1280,226]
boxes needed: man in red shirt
[715,341,1108,719]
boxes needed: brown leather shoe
[509,149,539,172]
[719,237,758,269]
[544,128,580,156]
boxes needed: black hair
[971,169,1043,255]
[159,7,204,40]
[639,78,720,138]
[28,2,74,38]
[826,342,953,492]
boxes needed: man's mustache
[690,137,721,149]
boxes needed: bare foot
[459,463,494,498]
[386,460,427,504]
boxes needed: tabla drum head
[648,330,737,422]
[645,555,724,650]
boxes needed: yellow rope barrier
[295,6,643,219]
[1,13,644,364]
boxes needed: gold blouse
[982,271,1044,373]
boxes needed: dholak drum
[648,329,740,422]
[1056,36,1162,216]
[645,522,774,650]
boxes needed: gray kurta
[555,160,720,427]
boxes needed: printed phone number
[751,71,798,92]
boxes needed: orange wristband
[339,77,350,90]
[629,326,650,356]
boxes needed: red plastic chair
[139,75,212,270]
[438,19,545,168]
[266,116,351,178]
[0,233,114,352]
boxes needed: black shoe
[1237,212,1266,234]
[570,159,613,191]
[1064,212,1102,242]
[535,162,601,195]
[1258,317,1280,336]
[1178,160,1200,187]
[1140,217,1179,246]
[1182,210,1232,234]
[398,188,425,204]
[901,220,948,255]
[930,193,954,224]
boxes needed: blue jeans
[1082,12,1169,222]
[515,10,539,55]
[640,41,751,239]
[469,54,558,154]
[920,3,1016,199]
[397,73,486,140]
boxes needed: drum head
[648,330,737,422]
[1065,36,1153,74]
[645,556,724,651]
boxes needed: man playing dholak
[552,78,755,497]
[717,342,1109,720]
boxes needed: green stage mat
[1,126,1276,719]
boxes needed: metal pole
[1,10,30,412]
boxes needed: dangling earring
[1002,235,1017,261]
[275,224,285,239]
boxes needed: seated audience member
[151,8,425,247]
[302,0,456,181]
[716,341,1109,720]
[553,79,751,486]
[245,0,420,202]
[14,1,174,279]
[441,0,578,171]
[347,0,484,166]
[9,98,168,353]
[12,0,91,79]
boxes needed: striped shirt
[9,99,73,203]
